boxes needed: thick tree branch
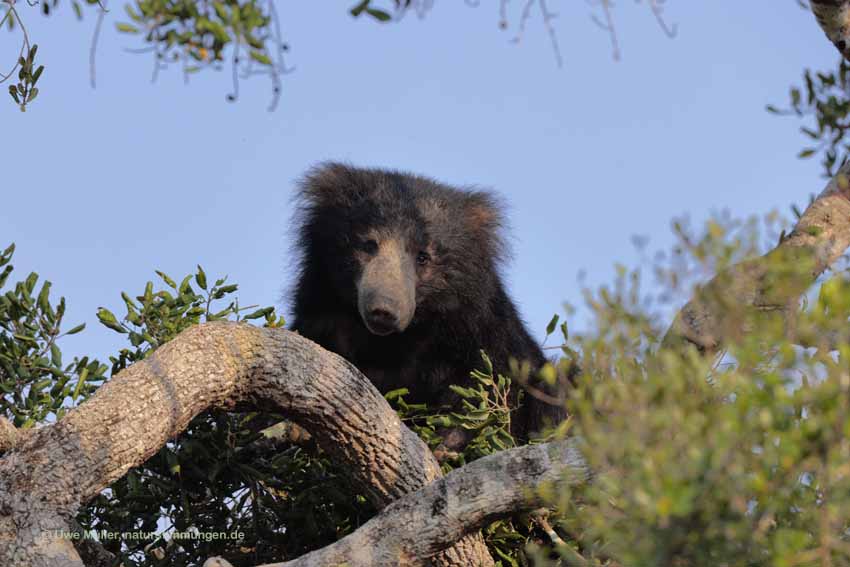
[205,439,589,567]
[0,322,493,567]
[664,162,850,353]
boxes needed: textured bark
[664,163,850,353]
[810,0,850,60]
[0,417,18,453]
[0,322,493,567]
[204,439,590,567]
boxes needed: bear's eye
[360,239,379,255]
[416,251,431,266]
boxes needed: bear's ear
[298,162,368,207]
[461,191,508,260]
[463,192,504,237]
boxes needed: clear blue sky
[0,1,838,364]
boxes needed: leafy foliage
[115,0,288,108]
[0,243,105,428]
[534,213,850,566]
[1,0,676,110]
[5,43,43,111]
[0,0,403,111]
[389,351,567,565]
[772,57,850,177]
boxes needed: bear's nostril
[366,309,399,335]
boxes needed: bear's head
[294,162,508,335]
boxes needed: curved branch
[664,162,850,353]
[0,322,493,566]
[206,439,590,567]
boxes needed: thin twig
[538,0,563,67]
[267,0,287,112]
[511,0,535,45]
[90,0,108,89]
[647,0,677,38]
[227,34,240,102]
[0,3,30,84]
[589,0,621,61]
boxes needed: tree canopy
[6,2,850,566]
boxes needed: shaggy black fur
[290,162,565,445]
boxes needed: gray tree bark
[664,163,850,353]
[205,439,589,567]
[0,323,499,567]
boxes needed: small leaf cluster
[0,243,105,429]
[771,57,850,177]
[388,352,568,566]
[389,351,517,472]
[119,0,274,69]
[7,43,43,112]
[114,0,289,107]
[95,265,283,375]
[349,0,413,22]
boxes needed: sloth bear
[290,162,565,450]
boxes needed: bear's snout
[358,286,414,335]
[364,305,402,336]
[356,236,416,335]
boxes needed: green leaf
[65,323,86,335]
[350,0,370,16]
[155,270,177,289]
[31,66,43,86]
[124,4,142,21]
[384,388,409,401]
[0,265,13,289]
[449,384,476,399]
[24,271,38,294]
[212,284,238,299]
[545,313,559,336]
[245,33,264,49]
[206,20,231,43]
[365,7,392,21]
[195,266,207,290]
[212,1,229,22]
[249,50,272,65]
[37,281,51,312]
[50,343,62,367]
[97,307,127,333]
[242,306,273,320]
[178,274,193,295]
[116,23,141,33]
